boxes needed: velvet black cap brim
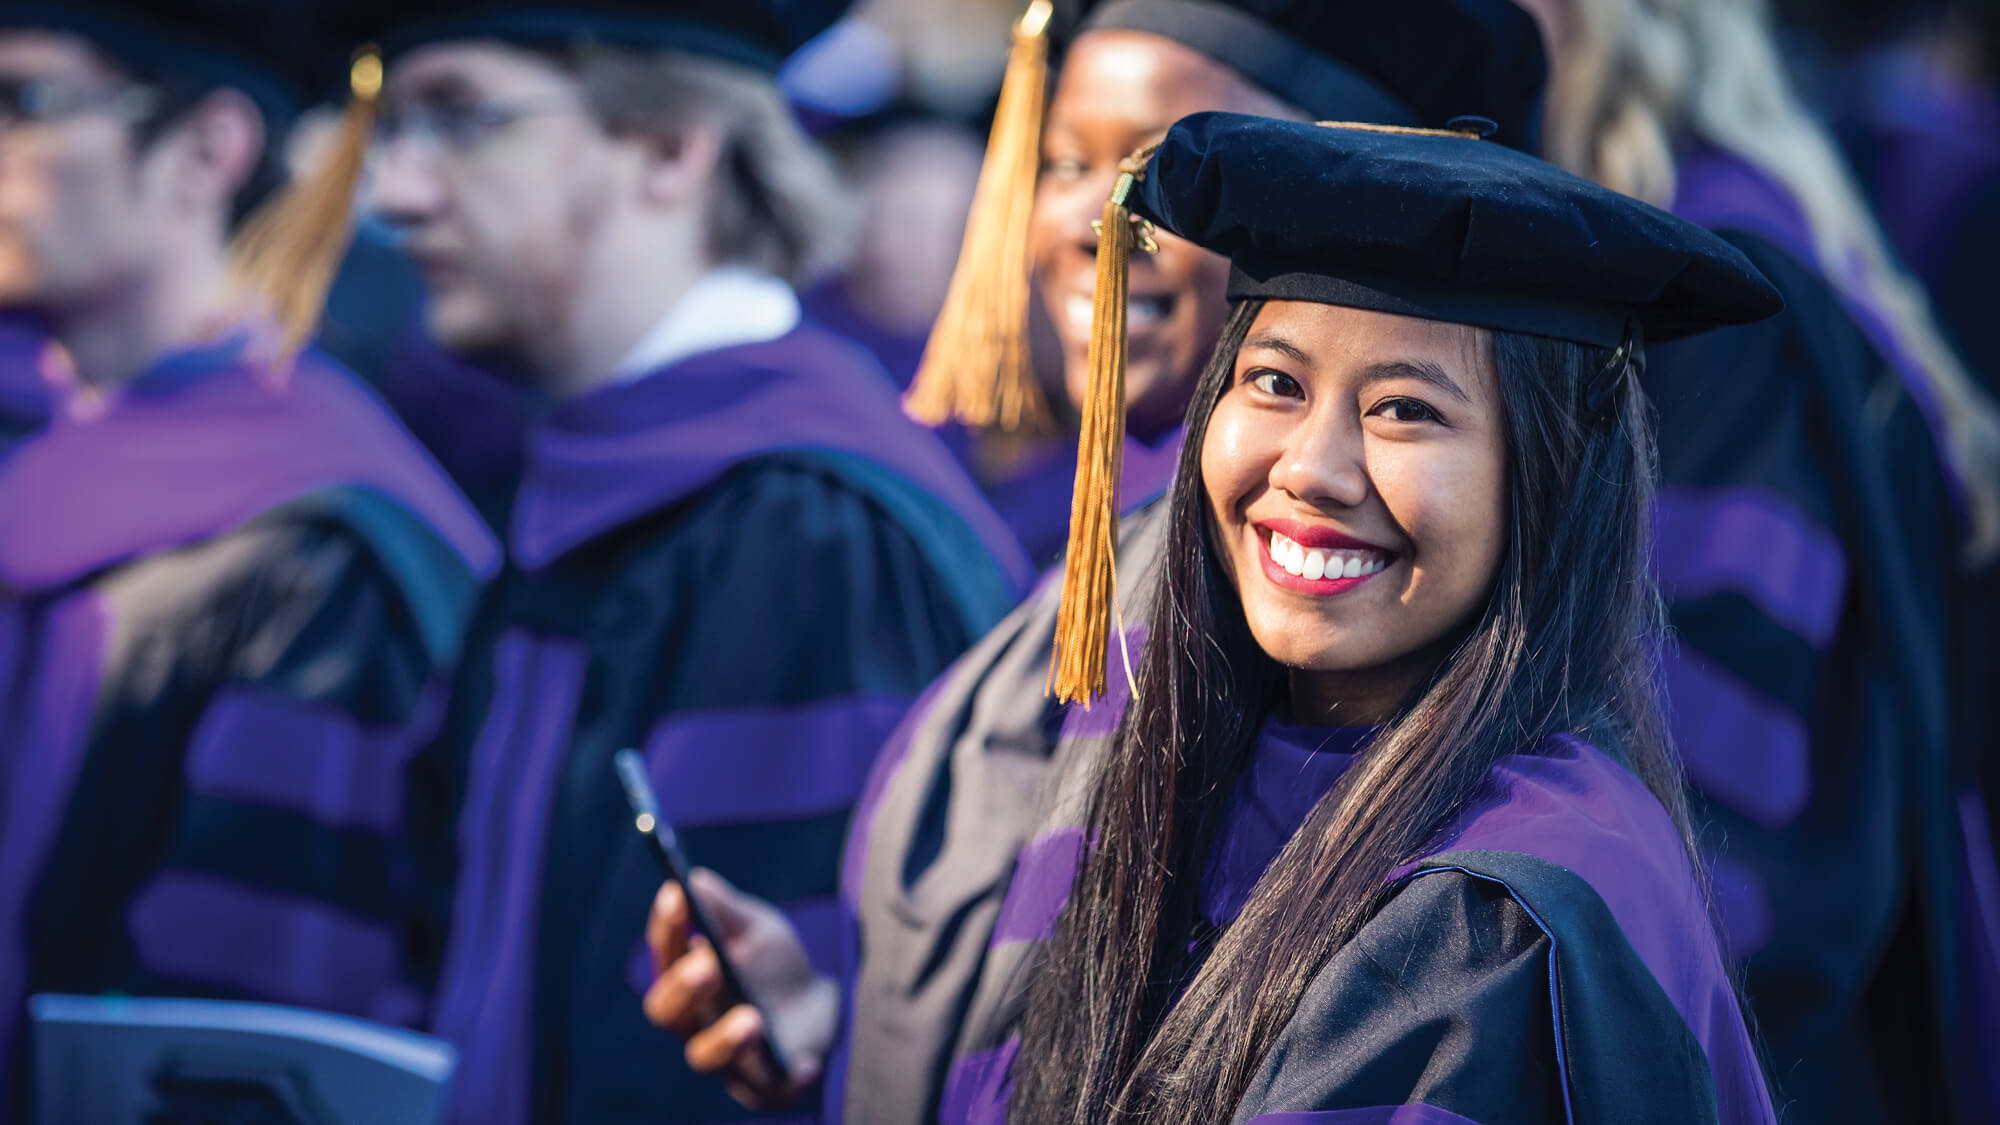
[1129,113,1785,347]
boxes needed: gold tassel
[227,46,383,367]
[1049,148,1158,706]
[903,0,1054,433]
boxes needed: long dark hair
[1009,298,1700,1123]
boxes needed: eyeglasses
[373,99,586,156]
[0,77,159,127]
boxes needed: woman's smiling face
[1201,300,1510,714]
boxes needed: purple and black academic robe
[0,338,500,1117]
[406,323,1029,1125]
[918,681,1774,1125]
[1656,145,2000,1123]
[834,499,1170,1125]
[980,428,1183,568]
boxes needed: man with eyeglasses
[351,1,1029,1122]
[0,2,501,1114]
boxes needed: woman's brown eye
[1250,370,1303,398]
[1377,398,1442,423]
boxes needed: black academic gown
[929,701,1774,1125]
[409,323,1027,1125]
[1660,147,1995,1122]
[0,339,498,1119]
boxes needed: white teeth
[1269,530,1394,581]
[1064,295,1094,334]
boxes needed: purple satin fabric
[1662,655,1810,831]
[637,697,911,830]
[948,727,1771,1124]
[1653,485,1847,649]
[125,870,425,1027]
[1200,724,1375,927]
[0,595,109,1086]
[1410,736,1775,1125]
[430,632,590,1125]
[183,685,447,835]
[509,324,1027,585]
[0,340,498,592]
[939,1036,1019,1125]
[989,828,1085,949]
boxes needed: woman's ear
[641,118,724,209]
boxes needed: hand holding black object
[643,868,840,1110]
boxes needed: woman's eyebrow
[1242,333,1313,367]
[1359,359,1472,404]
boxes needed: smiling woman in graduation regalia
[351,2,1030,1123]
[651,113,1787,1122]
[0,0,500,1112]
[943,113,1784,1125]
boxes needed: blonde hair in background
[564,43,859,287]
[1541,0,2000,563]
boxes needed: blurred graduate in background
[345,1,1029,1121]
[0,0,499,1116]
[1519,0,2000,1117]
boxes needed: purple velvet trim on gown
[1405,736,1775,1124]
[944,726,1772,1124]
[0,595,109,1084]
[1652,485,1847,649]
[0,340,499,592]
[508,324,1026,584]
[430,632,590,1125]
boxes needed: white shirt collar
[610,266,802,384]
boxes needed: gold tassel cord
[903,0,1054,433]
[1049,148,1158,706]
[227,46,383,367]
[1313,120,1492,138]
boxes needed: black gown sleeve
[1229,869,1567,1125]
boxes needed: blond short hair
[562,43,858,286]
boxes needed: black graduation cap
[1131,113,1783,348]
[1057,0,1547,146]
[375,0,856,74]
[1047,113,1784,704]
[0,0,318,126]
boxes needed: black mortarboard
[0,0,317,126]
[1131,113,1783,348]
[375,1,855,74]
[904,0,1547,434]
[1048,114,1783,704]
[1060,0,1546,146]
